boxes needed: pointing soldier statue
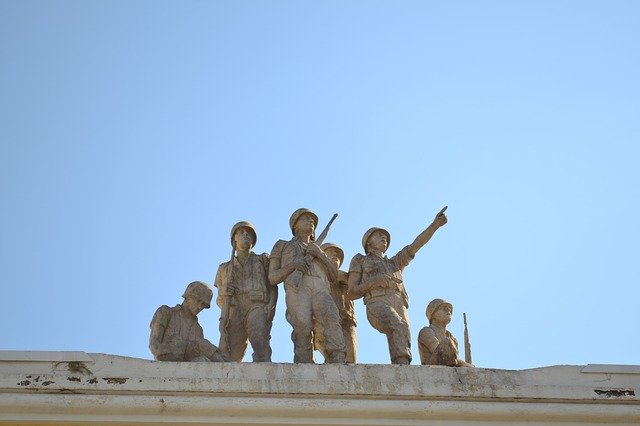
[348,207,448,364]
[149,281,227,362]
[418,298,474,367]
[313,243,357,363]
[214,221,277,362]
[269,208,347,363]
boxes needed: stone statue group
[149,207,474,367]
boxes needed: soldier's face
[434,305,452,325]
[367,231,388,252]
[324,247,342,268]
[295,213,316,234]
[184,297,207,316]
[233,228,254,250]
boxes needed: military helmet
[182,281,213,309]
[289,208,318,238]
[426,298,453,323]
[361,227,391,254]
[320,242,344,267]
[230,221,257,248]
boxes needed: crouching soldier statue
[418,298,474,367]
[149,281,227,362]
[214,221,277,362]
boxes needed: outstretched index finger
[438,206,448,215]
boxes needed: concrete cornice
[0,352,638,425]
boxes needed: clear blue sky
[1,1,638,369]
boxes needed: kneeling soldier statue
[149,281,227,362]
[418,298,474,367]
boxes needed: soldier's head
[426,298,453,326]
[321,243,344,268]
[182,281,213,316]
[289,208,318,240]
[362,227,390,255]
[230,221,257,251]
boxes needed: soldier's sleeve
[391,245,416,270]
[348,254,364,274]
[347,254,366,300]
[214,264,226,309]
[270,240,286,261]
[268,240,287,285]
[149,305,172,357]
[417,326,438,364]
[259,252,270,270]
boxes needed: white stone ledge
[1,393,639,425]
[0,351,93,362]
[582,364,640,374]
[0,353,638,425]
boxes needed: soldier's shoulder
[270,239,289,255]
[350,253,367,264]
[151,304,176,325]
[418,326,436,341]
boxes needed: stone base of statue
[0,351,638,425]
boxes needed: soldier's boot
[392,355,411,365]
[326,350,346,364]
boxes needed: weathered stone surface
[0,352,638,425]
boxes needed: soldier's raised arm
[407,206,448,257]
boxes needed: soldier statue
[313,243,357,363]
[149,281,227,362]
[348,207,448,364]
[418,298,474,367]
[269,208,347,363]
[214,221,277,362]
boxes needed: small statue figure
[214,221,278,362]
[348,207,448,364]
[269,208,347,363]
[313,243,357,363]
[418,298,474,367]
[149,281,227,362]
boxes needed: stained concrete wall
[0,351,638,425]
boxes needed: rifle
[463,312,472,365]
[220,241,236,355]
[288,213,338,288]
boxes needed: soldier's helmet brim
[230,221,257,248]
[426,298,453,323]
[362,227,391,254]
[320,242,344,267]
[182,281,213,309]
[289,208,319,238]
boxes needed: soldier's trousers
[285,276,346,363]
[314,320,357,363]
[366,298,411,364]
[219,296,272,362]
